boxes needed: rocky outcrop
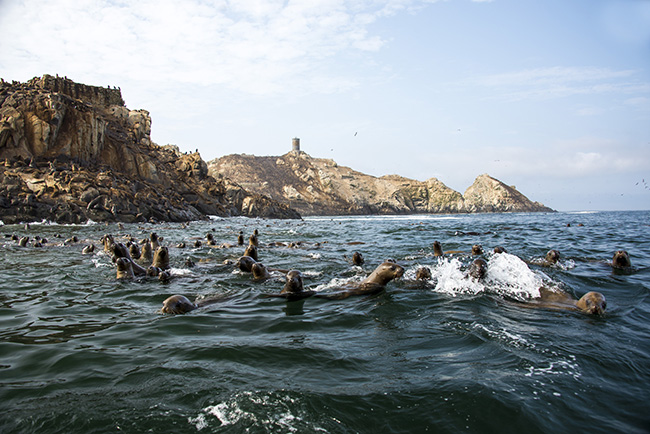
[208,151,554,215]
[0,75,300,223]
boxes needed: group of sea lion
[4,225,629,318]
[423,241,633,316]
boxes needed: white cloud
[0,0,418,96]
[468,67,650,101]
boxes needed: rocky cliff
[0,75,300,224]
[208,151,554,215]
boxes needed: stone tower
[292,137,300,153]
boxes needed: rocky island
[0,75,299,224]
[1,75,552,224]
[208,140,554,216]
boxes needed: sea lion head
[282,270,304,293]
[612,250,631,268]
[493,246,507,254]
[432,241,443,257]
[576,291,607,315]
[116,257,135,279]
[367,261,405,285]
[249,232,259,247]
[467,258,488,280]
[415,266,431,280]
[243,244,258,261]
[128,242,141,260]
[235,256,257,272]
[252,262,270,279]
[471,244,483,255]
[152,246,170,269]
[161,295,197,314]
[352,251,364,266]
[545,250,561,264]
[110,242,130,260]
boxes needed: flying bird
[354,132,357,136]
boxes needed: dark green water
[1,211,649,433]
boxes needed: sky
[1,0,649,212]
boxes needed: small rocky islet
[0,75,553,224]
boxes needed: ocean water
[0,211,649,433]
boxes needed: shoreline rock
[0,75,301,223]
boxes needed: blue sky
[1,0,649,211]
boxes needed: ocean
[1,211,648,433]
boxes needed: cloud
[0,0,421,96]
[467,67,650,101]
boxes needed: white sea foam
[432,257,485,296]
[485,253,543,300]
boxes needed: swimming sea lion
[433,241,443,257]
[139,240,153,264]
[317,261,405,300]
[466,258,488,280]
[149,232,160,251]
[611,250,631,269]
[493,246,507,254]
[471,244,483,255]
[544,249,561,265]
[243,244,258,261]
[161,295,197,314]
[352,252,364,266]
[252,262,272,280]
[521,288,607,315]
[116,257,135,279]
[237,231,244,246]
[194,240,202,248]
[101,234,114,252]
[249,230,259,247]
[152,246,170,269]
[18,236,29,247]
[82,244,95,254]
[128,242,141,260]
[266,270,315,301]
[235,256,258,272]
[415,266,432,280]
[111,242,147,276]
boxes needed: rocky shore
[0,75,300,224]
[208,151,554,216]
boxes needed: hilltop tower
[292,137,300,153]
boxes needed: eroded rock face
[0,75,300,223]
[208,151,554,216]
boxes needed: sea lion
[235,255,258,272]
[415,266,432,280]
[352,251,364,266]
[176,242,186,249]
[466,258,488,280]
[433,241,443,257]
[493,246,507,254]
[252,262,272,280]
[152,246,170,270]
[611,250,631,269]
[146,266,161,277]
[101,234,114,252]
[317,261,405,300]
[237,231,244,246]
[128,242,141,260]
[544,249,561,265]
[158,270,172,283]
[266,270,315,301]
[249,230,259,247]
[18,236,29,247]
[149,232,160,251]
[243,244,258,261]
[521,288,607,315]
[116,257,135,279]
[140,240,153,264]
[82,244,95,254]
[471,244,483,255]
[161,295,197,314]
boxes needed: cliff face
[208,151,554,215]
[0,75,300,223]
